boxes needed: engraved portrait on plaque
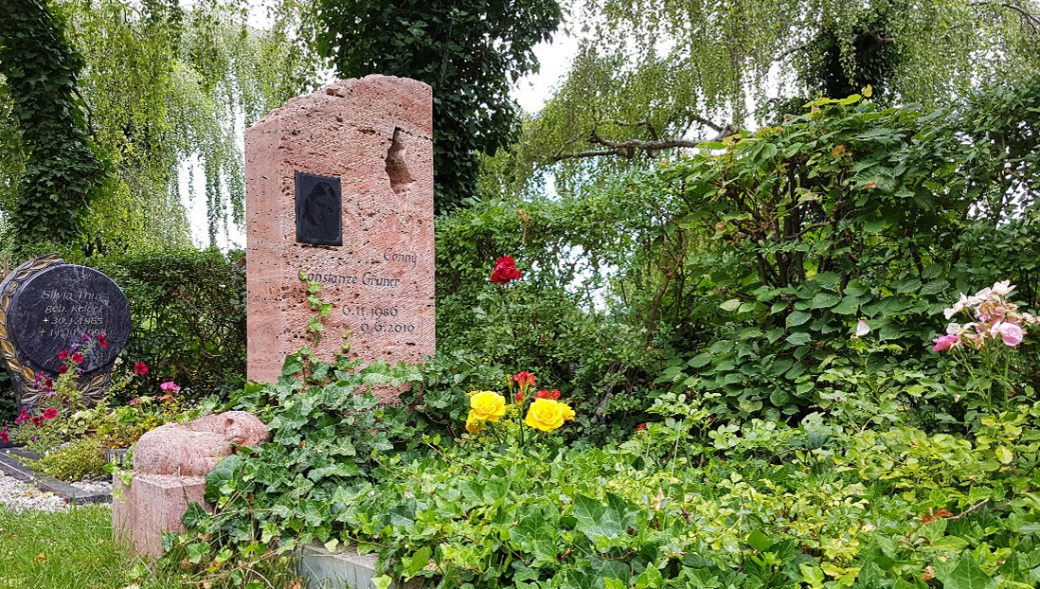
[295,171,343,246]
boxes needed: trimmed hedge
[90,248,246,401]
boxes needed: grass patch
[0,504,306,589]
[0,505,170,586]
[0,505,194,589]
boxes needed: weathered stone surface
[114,412,270,559]
[133,411,271,476]
[246,75,435,399]
[299,542,419,589]
[0,255,130,406]
[112,474,206,560]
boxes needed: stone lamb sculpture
[133,411,271,477]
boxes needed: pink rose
[932,334,960,352]
[991,322,1025,347]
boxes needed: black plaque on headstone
[0,256,131,407]
[295,171,342,246]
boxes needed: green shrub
[35,437,106,482]
[89,247,246,401]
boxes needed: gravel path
[0,472,111,512]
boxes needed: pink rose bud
[932,334,960,352]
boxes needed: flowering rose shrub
[489,255,522,284]
[463,372,576,439]
[934,280,1039,413]
[1,331,195,480]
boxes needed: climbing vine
[0,0,322,252]
[0,0,105,248]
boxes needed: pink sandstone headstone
[245,75,435,399]
[112,412,271,559]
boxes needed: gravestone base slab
[298,542,418,589]
[112,473,207,559]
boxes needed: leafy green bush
[89,248,246,401]
[189,359,1040,588]
[35,437,105,481]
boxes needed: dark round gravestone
[0,255,130,407]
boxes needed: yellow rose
[465,411,485,434]
[560,401,575,422]
[524,398,575,432]
[469,391,506,421]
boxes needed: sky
[181,8,580,249]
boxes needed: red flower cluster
[535,388,561,400]
[513,371,536,388]
[134,362,149,376]
[490,256,522,284]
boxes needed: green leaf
[938,554,997,589]
[831,297,860,315]
[786,332,811,346]
[787,310,811,327]
[403,546,432,578]
[204,455,242,504]
[719,298,741,312]
[996,446,1014,464]
[573,493,634,542]
[810,292,841,309]
[636,564,663,589]
[747,529,773,551]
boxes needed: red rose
[98,333,108,348]
[58,365,68,375]
[71,352,84,365]
[134,362,149,376]
[43,407,58,420]
[490,256,522,284]
[58,349,69,361]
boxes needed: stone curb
[0,448,111,504]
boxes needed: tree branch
[972,1,1040,33]
[553,134,705,161]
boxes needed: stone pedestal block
[246,75,436,399]
[112,473,207,559]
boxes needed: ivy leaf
[937,554,997,589]
[403,546,432,578]
[635,564,663,589]
[573,493,634,542]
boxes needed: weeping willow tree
[501,0,1040,196]
[0,0,321,252]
